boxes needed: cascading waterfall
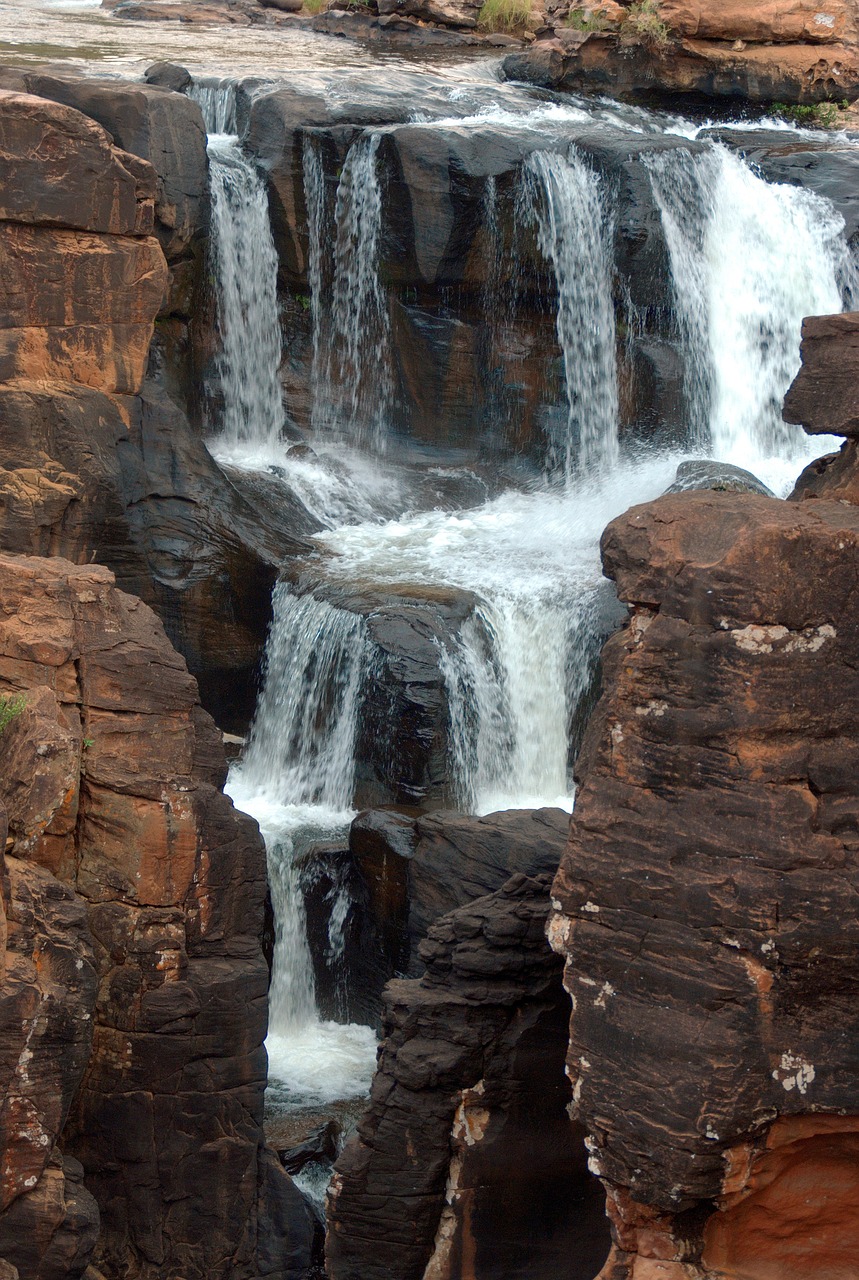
[229,587,377,1104]
[520,148,619,478]
[307,131,394,448]
[646,144,854,461]
[189,77,238,134]
[206,135,284,451]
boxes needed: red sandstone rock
[547,488,859,1277]
[783,311,859,439]
[660,0,856,45]
[0,553,315,1278]
[0,91,156,236]
[326,873,611,1280]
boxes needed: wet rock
[547,485,859,1275]
[665,459,775,496]
[0,551,310,1279]
[143,60,193,91]
[326,873,611,1280]
[783,311,859,438]
[278,1120,341,1175]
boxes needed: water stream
[188,67,855,1108]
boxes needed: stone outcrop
[546,472,859,1277]
[0,86,312,730]
[0,551,315,1278]
[502,1,859,106]
[783,310,859,439]
[298,806,570,1026]
[326,873,611,1280]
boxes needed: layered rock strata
[547,443,859,1275]
[0,87,308,729]
[0,552,315,1278]
[326,873,611,1280]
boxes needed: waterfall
[307,132,393,448]
[238,587,369,809]
[228,586,376,1105]
[646,144,853,461]
[189,77,238,134]
[519,148,619,479]
[206,135,283,451]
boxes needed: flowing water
[21,0,855,1106]
[206,133,284,450]
[201,94,852,1104]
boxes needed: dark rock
[665,459,775,496]
[260,0,302,11]
[783,311,859,438]
[0,552,311,1279]
[547,486,859,1275]
[143,60,193,92]
[278,1121,341,1175]
[326,873,611,1280]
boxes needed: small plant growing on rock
[771,100,846,129]
[478,0,534,33]
[302,0,327,12]
[565,5,609,30]
[622,0,669,47]
[0,693,26,734]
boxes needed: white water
[206,134,284,451]
[646,145,852,462]
[189,78,239,134]
[312,132,394,448]
[520,148,619,478]
[229,589,377,1105]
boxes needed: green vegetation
[478,0,533,34]
[771,100,848,129]
[295,293,312,311]
[0,693,26,735]
[622,0,670,48]
[302,0,327,12]
[565,6,609,31]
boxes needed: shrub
[771,100,847,129]
[622,0,670,47]
[478,0,533,33]
[303,0,327,11]
[0,693,26,735]
[565,5,610,30]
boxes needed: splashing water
[646,144,852,462]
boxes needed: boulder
[143,60,193,92]
[547,487,859,1276]
[665,459,774,496]
[782,311,859,438]
[0,90,155,236]
[659,0,856,44]
[791,438,859,503]
[19,74,209,263]
[326,873,612,1280]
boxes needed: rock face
[326,873,611,1280]
[546,474,859,1277]
[0,86,309,731]
[502,20,859,106]
[0,552,315,1279]
[783,310,859,439]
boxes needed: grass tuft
[622,0,670,47]
[478,0,533,33]
[565,5,610,30]
[771,100,848,128]
[0,693,26,735]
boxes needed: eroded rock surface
[326,873,611,1280]
[0,552,314,1278]
[548,478,859,1277]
